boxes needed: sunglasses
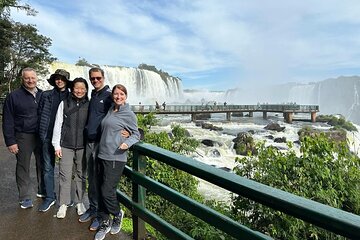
[90,77,102,81]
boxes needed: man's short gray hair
[21,67,36,77]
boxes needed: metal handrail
[118,142,360,240]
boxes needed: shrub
[120,113,233,239]
[317,115,357,131]
[232,134,360,239]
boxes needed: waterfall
[38,62,184,104]
[287,83,317,104]
[346,82,360,120]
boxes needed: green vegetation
[298,125,347,143]
[123,113,360,239]
[75,57,93,67]
[232,134,360,239]
[0,0,55,95]
[120,113,234,239]
[138,63,180,83]
[317,115,357,131]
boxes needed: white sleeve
[52,101,64,150]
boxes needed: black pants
[85,142,100,212]
[16,132,43,201]
[98,158,126,221]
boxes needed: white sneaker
[76,202,86,215]
[57,204,67,219]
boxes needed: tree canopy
[0,0,55,95]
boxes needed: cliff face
[38,62,184,104]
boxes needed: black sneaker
[110,210,124,234]
[94,220,111,240]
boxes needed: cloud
[10,0,360,90]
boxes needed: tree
[0,0,55,95]
[0,1,36,84]
[232,135,360,239]
[0,0,36,18]
[75,57,93,67]
[0,17,12,84]
[5,22,55,92]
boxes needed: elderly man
[2,67,44,209]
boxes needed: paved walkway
[0,127,132,240]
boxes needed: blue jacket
[2,85,43,146]
[38,88,70,142]
[85,85,112,142]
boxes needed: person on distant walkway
[38,69,72,212]
[2,67,44,209]
[94,84,140,240]
[80,67,129,231]
[155,101,160,110]
[139,102,144,112]
[162,101,166,110]
[52,78,89,219]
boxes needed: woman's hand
[55,149,62,158]
[119,143,129,150]
[120,130,130,138]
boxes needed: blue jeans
[42,139,56,200]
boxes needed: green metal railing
[117,142,360,240]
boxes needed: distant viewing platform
[0,98,318,124]
[131,103,319,124]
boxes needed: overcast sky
[11,0,360,90]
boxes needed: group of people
[155,101,166,110]
[2,67,140,240]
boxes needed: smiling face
[89,70,104,91]
[72,82,87,99]
[22,70,37,91]
[112,87,127,106]
[54,76,67,91]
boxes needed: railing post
[262,111,267,119]
[226,112,231,121]
[132,151,147,240]
[311,112,317,123]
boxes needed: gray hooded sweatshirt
[98,103,140,162]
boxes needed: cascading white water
[38,62,184,104]
[317,82,321,105]
[346,83,360,120]
[37,63,360,124]
[288,83,317,104]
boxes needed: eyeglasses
[90,77,102,81]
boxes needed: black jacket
[2,86,43,146]
[85,85,112,142]
[38,88,70,142]
[60,95,89,149]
